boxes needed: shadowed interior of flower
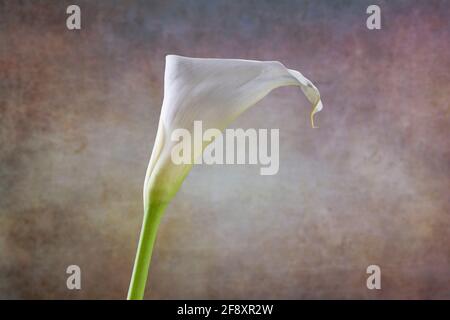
[127,55,323,300]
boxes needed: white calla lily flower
[128,55,323,299]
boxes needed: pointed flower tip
[310,99,323,129]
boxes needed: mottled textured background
[0,0,449,299]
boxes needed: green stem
[127,202,166,300]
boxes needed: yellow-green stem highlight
[127,203,166,300]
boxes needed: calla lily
[127,55,323,300]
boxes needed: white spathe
[144,55,323,209]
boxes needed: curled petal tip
[310,99,323,129]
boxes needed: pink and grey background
[0,0,449,299]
